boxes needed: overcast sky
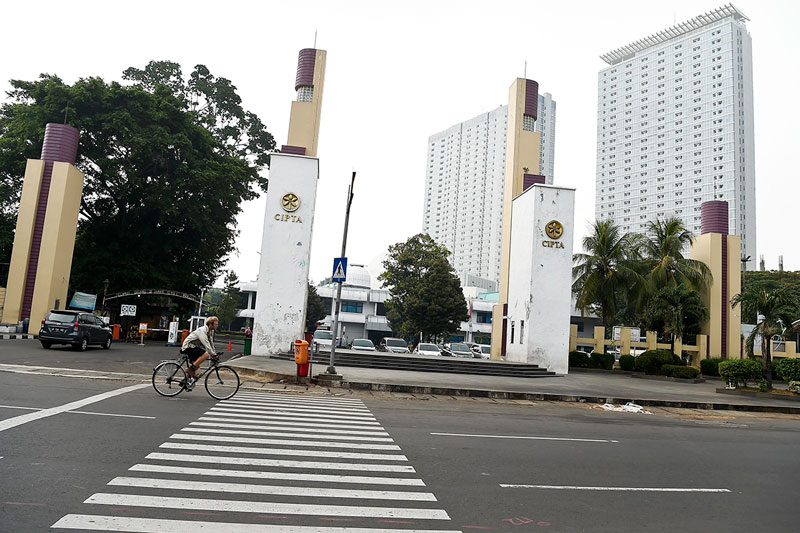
[3,0,798,288]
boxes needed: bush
[619,354,635,371]
[788,381,800,394]
[700,358,723,377]
[634,349,681,375]
[774,359,800,382]
[662,365,699,379]
[569,351,590,368]
[718,359,763,388]
[589,352,615,370]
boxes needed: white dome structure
[344,264,371,289]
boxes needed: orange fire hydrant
[294,339,310,377]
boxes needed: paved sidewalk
[228,355,800,414]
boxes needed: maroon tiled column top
[523,174,546,191]
[295,48,317,90]
[524,79,539,120]
[700,200,728,235]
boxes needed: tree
[572,220,644,331]
[641,217,711,292]
[215,271,240,330]
[0,64,275,297]
[305,283,327,333]
[731,286,797,388]
[645,285,708,355]
[379,234,468,341]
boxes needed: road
[0,360,798,531]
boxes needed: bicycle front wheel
[152,362,186,397]
[205,365,240,400]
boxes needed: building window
[340,301,363,313]
[476,311,492,324]
[520,320,525,344]
[510,321,515,344]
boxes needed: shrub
[589,352,615,370]
[774,359,800,382]
[700,358,723,377]
[662,365,699,379]
[718,359,763,388]
[619,354,635,371]
[788,381,800,394]
[634,349,680,375]
[569,351,589,368]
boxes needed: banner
[167,321,179,344]
[69,292,97,311]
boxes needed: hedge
[700,358,723,377]
[634,349,682,375]
[774,359,800,382]
[619,354,635,371]
[718,359,762,387]
[662,365,700,379]
[589,352,615,370]
[569,351,590,368]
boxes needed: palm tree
[645,285,709,356]
[641,217,711,292]
[572,220,644,331]
[731,286,796,388]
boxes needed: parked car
[350,339,376,352]
[379,337,411,353]
[476,345,492,359]
[312,329,333,348]
[415,343,442,356]
[448,342,474,358]
[39,310,112,351]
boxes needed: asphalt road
[0,367,798,532]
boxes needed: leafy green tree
[641,217,711,292]
[572,220,644,330]
[645,285,708,355]
[731,286,797,388]
[0,64,275,297]
[379,234,468,341]
[215,271,240,330]
[305,283,327,333]
[740,270,800,323]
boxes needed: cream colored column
[690,233,723,357]
[726,235,742,359]
[287,50,326,157]
[2,160,45,325]
[28,163,84,334]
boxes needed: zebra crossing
[51,391,461,532]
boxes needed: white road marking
[196,417,387,432]
[218,402,373,416]
[0,404,40,411]
[0,404,154,419]
[145,452,416,472]
[204,411,380,425]
[172,431,401,450]
[108,476,437,501]
[184,424,394,441]
[208,407,377,422]
[233,392,365,405]
[221,399,371,413]
[53,514,461,532]
[159,441,408,461]
[431,432,619,443]
[0,384,149,433]
[500,484,730,492]
[84,493,451,519]
[129,463,426,486]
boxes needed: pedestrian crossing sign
[332,257,348,282]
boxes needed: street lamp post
[102,279,110,314]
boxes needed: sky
[2,0,798,288]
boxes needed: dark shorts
[181,346,206,365]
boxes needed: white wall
[506,184,575,373]
[253,154,319,354]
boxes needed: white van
[312,329,333,348]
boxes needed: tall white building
[596,4,756,263]
[422,94,557,283]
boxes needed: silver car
[350,339,376,352]
[380,337,410,353]
[448,342,474,358]
[312,329,333,348]
[414,343,442,356]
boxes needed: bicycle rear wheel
[204,365,240,400]
[152,362,186,397]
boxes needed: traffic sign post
[332,258,348,282]
[138,323,147,345]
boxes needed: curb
[716,388,800,403]
[0,334,37,340]
[631,374,705,384]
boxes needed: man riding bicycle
[181,316,220,383]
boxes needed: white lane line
[159,442,409,461]
[0,404,40,411]
[129,463,426,486]
[173,432,401,450]
[185,425,394,441]
[234,392,365,404]
[197,417,387,432]
[221,398,371,411]
[0,404,154,420]
[431,432,619,444]
[219,402,373,415]
[208,407,377,422]
[85,493,451,519]
[146,452,416,472]
[108,476,437,501]
[0,384,149,433]
[500,484,730,492]
[52,514,460,532]
[204,411,380,425]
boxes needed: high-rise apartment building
[423,94,556,283]
[596,4,755,263]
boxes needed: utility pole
[326,171,356,376]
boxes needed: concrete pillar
[569,324,578,352]
[646,331,658,351]
[594,326,605,355]
[620,328,631,356]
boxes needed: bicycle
[152,353,240,400]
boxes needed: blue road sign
[332,257,348,282]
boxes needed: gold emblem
[281,193,300,212]
[545,220,563,240]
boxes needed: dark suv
[39,310,112,351]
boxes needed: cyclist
[181,316,220,384]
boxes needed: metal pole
[327,171,356,375]
[198,288,205,316]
